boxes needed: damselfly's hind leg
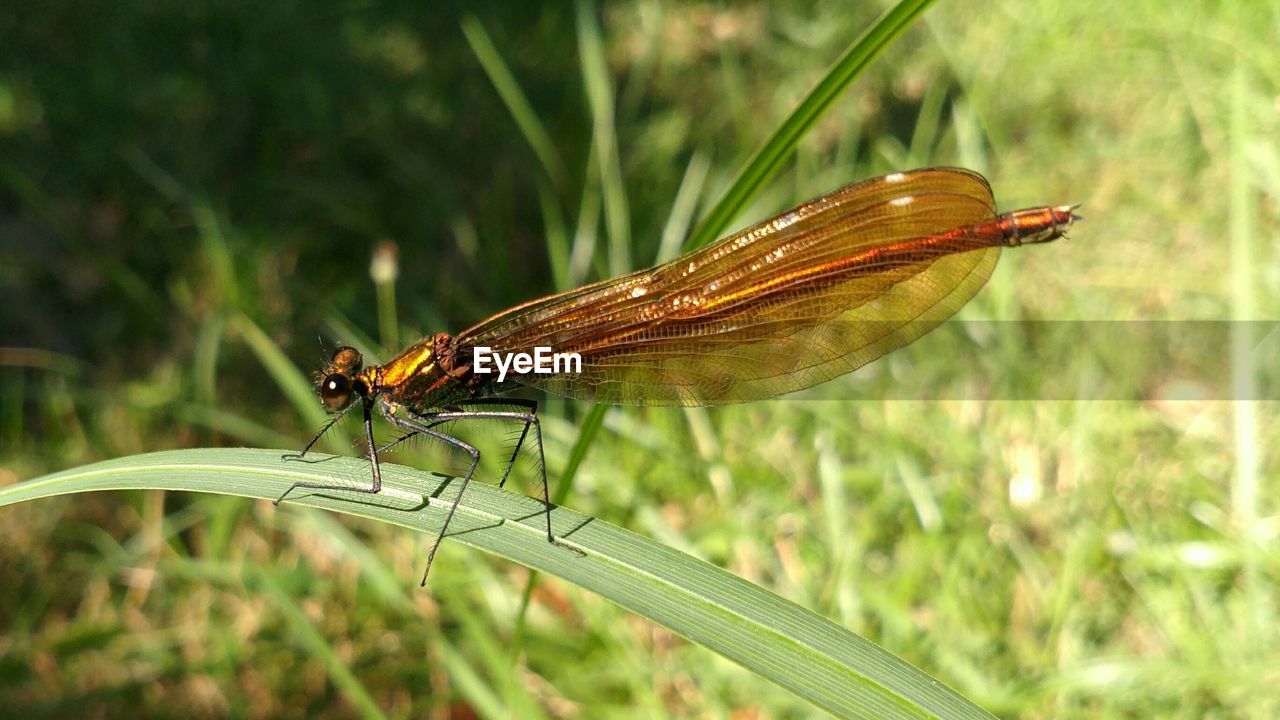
[370,398,536,488]
[382,411,483,587]
[453,398,539,491]
[419,399,577,557]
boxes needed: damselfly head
[318,346,364,412]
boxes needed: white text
[472,346,582,382]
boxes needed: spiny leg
[384,411,482,587]
[369,399,530,474]
[452,398,539,490]
[381,399,539,494]
[276,400,382,504]
[281,400,361,463]
[416,405,571,555]
[279,399,578,585]
[375,431,419,456]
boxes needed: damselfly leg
[279,396,574,586]
[383,401,579,586]
[275,401,383,504]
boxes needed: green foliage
[3,448,995,720]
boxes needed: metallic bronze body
[280,167,1079,585]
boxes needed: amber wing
[459,167,1003,406]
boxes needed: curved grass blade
[510,401,609,665]
[461,15,567,189]
[576,0,631,277]
[2,449,994,720]
[686,0,938,251]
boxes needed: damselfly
[278,167,1079,584]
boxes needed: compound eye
[318,373,353,411]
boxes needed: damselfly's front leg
[281,401,361,464]
[273,400,479,517]
[276,400,383,504]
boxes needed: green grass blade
[193,312,226,405]
[231,314,321,426]
[510,402,609,676]
[2,448,995,720]
[554,403,607,506]
[657,149,712,264]
[685,0,938,251]
[576,0,631,276]
[461,15,567,189]
[436,641,510,720]
[253,570,389,720]
[1228,64,1263,638]
[192,203,241,308]
[537,179,571,291]
[568,141,602,287]
[175,405,297,449]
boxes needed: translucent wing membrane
[458,167,1006,406]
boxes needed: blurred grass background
[1,0,1277,718]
